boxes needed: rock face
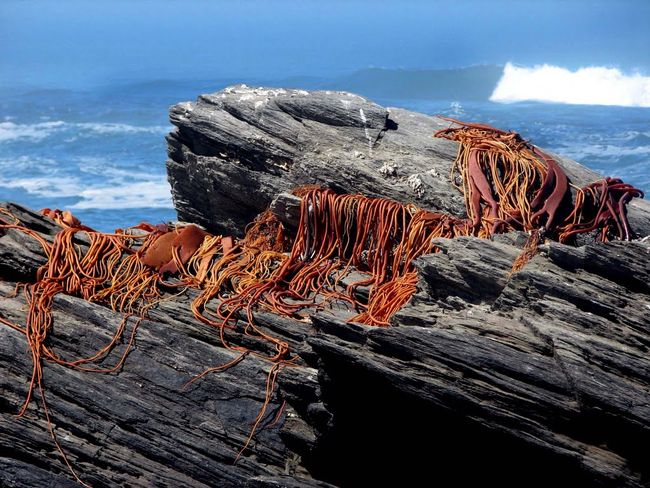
[0,205,337,488]
[2,87,650,487]
[166,84,650,237]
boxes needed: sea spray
[491,63,650,107]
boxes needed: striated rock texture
[2,203,650,487]
[0,205,333,488]
[166,84,650,237]
[1,87,650,487]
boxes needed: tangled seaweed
[435,117,644,242]
[0,213,170,485]
[0,118,644,484]
[434,117,643,270]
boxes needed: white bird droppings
[407,174,424,198]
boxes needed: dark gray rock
[2,204,649,487]
[0,290,326,488]
[2,87,650,487]
[0,207,328,488]
[305,237,650,487]
[166,85,650,238]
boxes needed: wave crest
[490,63,650,107]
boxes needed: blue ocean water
[0,69,648,231]
[0,80,221,231]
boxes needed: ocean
[1,65,649,231]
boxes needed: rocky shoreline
[1,86,650,487]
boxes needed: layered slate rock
[0,207,332,488]
[307,238,650,487]
[2,88,650,487]
[2,204,649,487]
[166,84,650,237]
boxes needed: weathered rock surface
[2,88,650,487]
[0,206,332,488]
[166,84,650,238]
[2,201,650,487]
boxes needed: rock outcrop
[166,84,650,238]
[0,207,330,488]
[1,87,650,487]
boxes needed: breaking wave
[490,63,650,107]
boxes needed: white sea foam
[450,101,464,116]
[553,144,650,165]
[0,176,83,198]
[71,181,172,209]
[76,123,169,135]
[0,120,169,142]
[491,63,650,107]
[0,155,59,171]
[0,121,65,142]
[0,168,173,210]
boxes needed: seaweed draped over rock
[0,119,644,484]
[435,117,644,242]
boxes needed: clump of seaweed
[434,117,643,269]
